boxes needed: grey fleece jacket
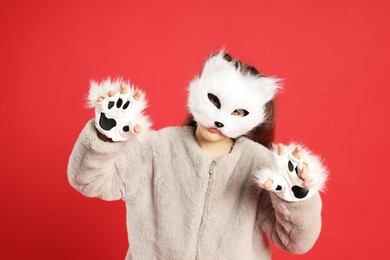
[68,120,322,260]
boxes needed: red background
[1,0,389,259]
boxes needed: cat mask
[188,51,281,138]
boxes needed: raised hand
[255,143,327,202]
[88,79,151,142]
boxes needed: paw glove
[87,79,151,142]
[255,144,328,202]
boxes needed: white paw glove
[87,78,151,142]
[255,144,328,202]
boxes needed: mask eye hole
[231,109,249,117]
[208,93,221,109]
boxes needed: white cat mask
[188,51,281,138]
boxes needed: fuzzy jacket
[68,120,322,260]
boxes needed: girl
[68,51,327,259]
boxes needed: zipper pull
[209,161,216,175]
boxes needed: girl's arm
[68,79,153,201]
[67,119,154,201]
[257,190,322,254]
[255,143,327,253]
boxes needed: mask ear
[209,50,232,62]
[259,77,282,103]
[201,50,234,76]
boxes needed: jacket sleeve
[257,190,322,254]
[67,119,154,201]
[252,142,324,254]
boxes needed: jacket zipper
[195,161,216,259]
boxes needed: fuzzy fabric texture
[187,51,281,138]
[68,120,323,259]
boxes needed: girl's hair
[183,52,276,149]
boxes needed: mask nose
[215,121,224,128]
